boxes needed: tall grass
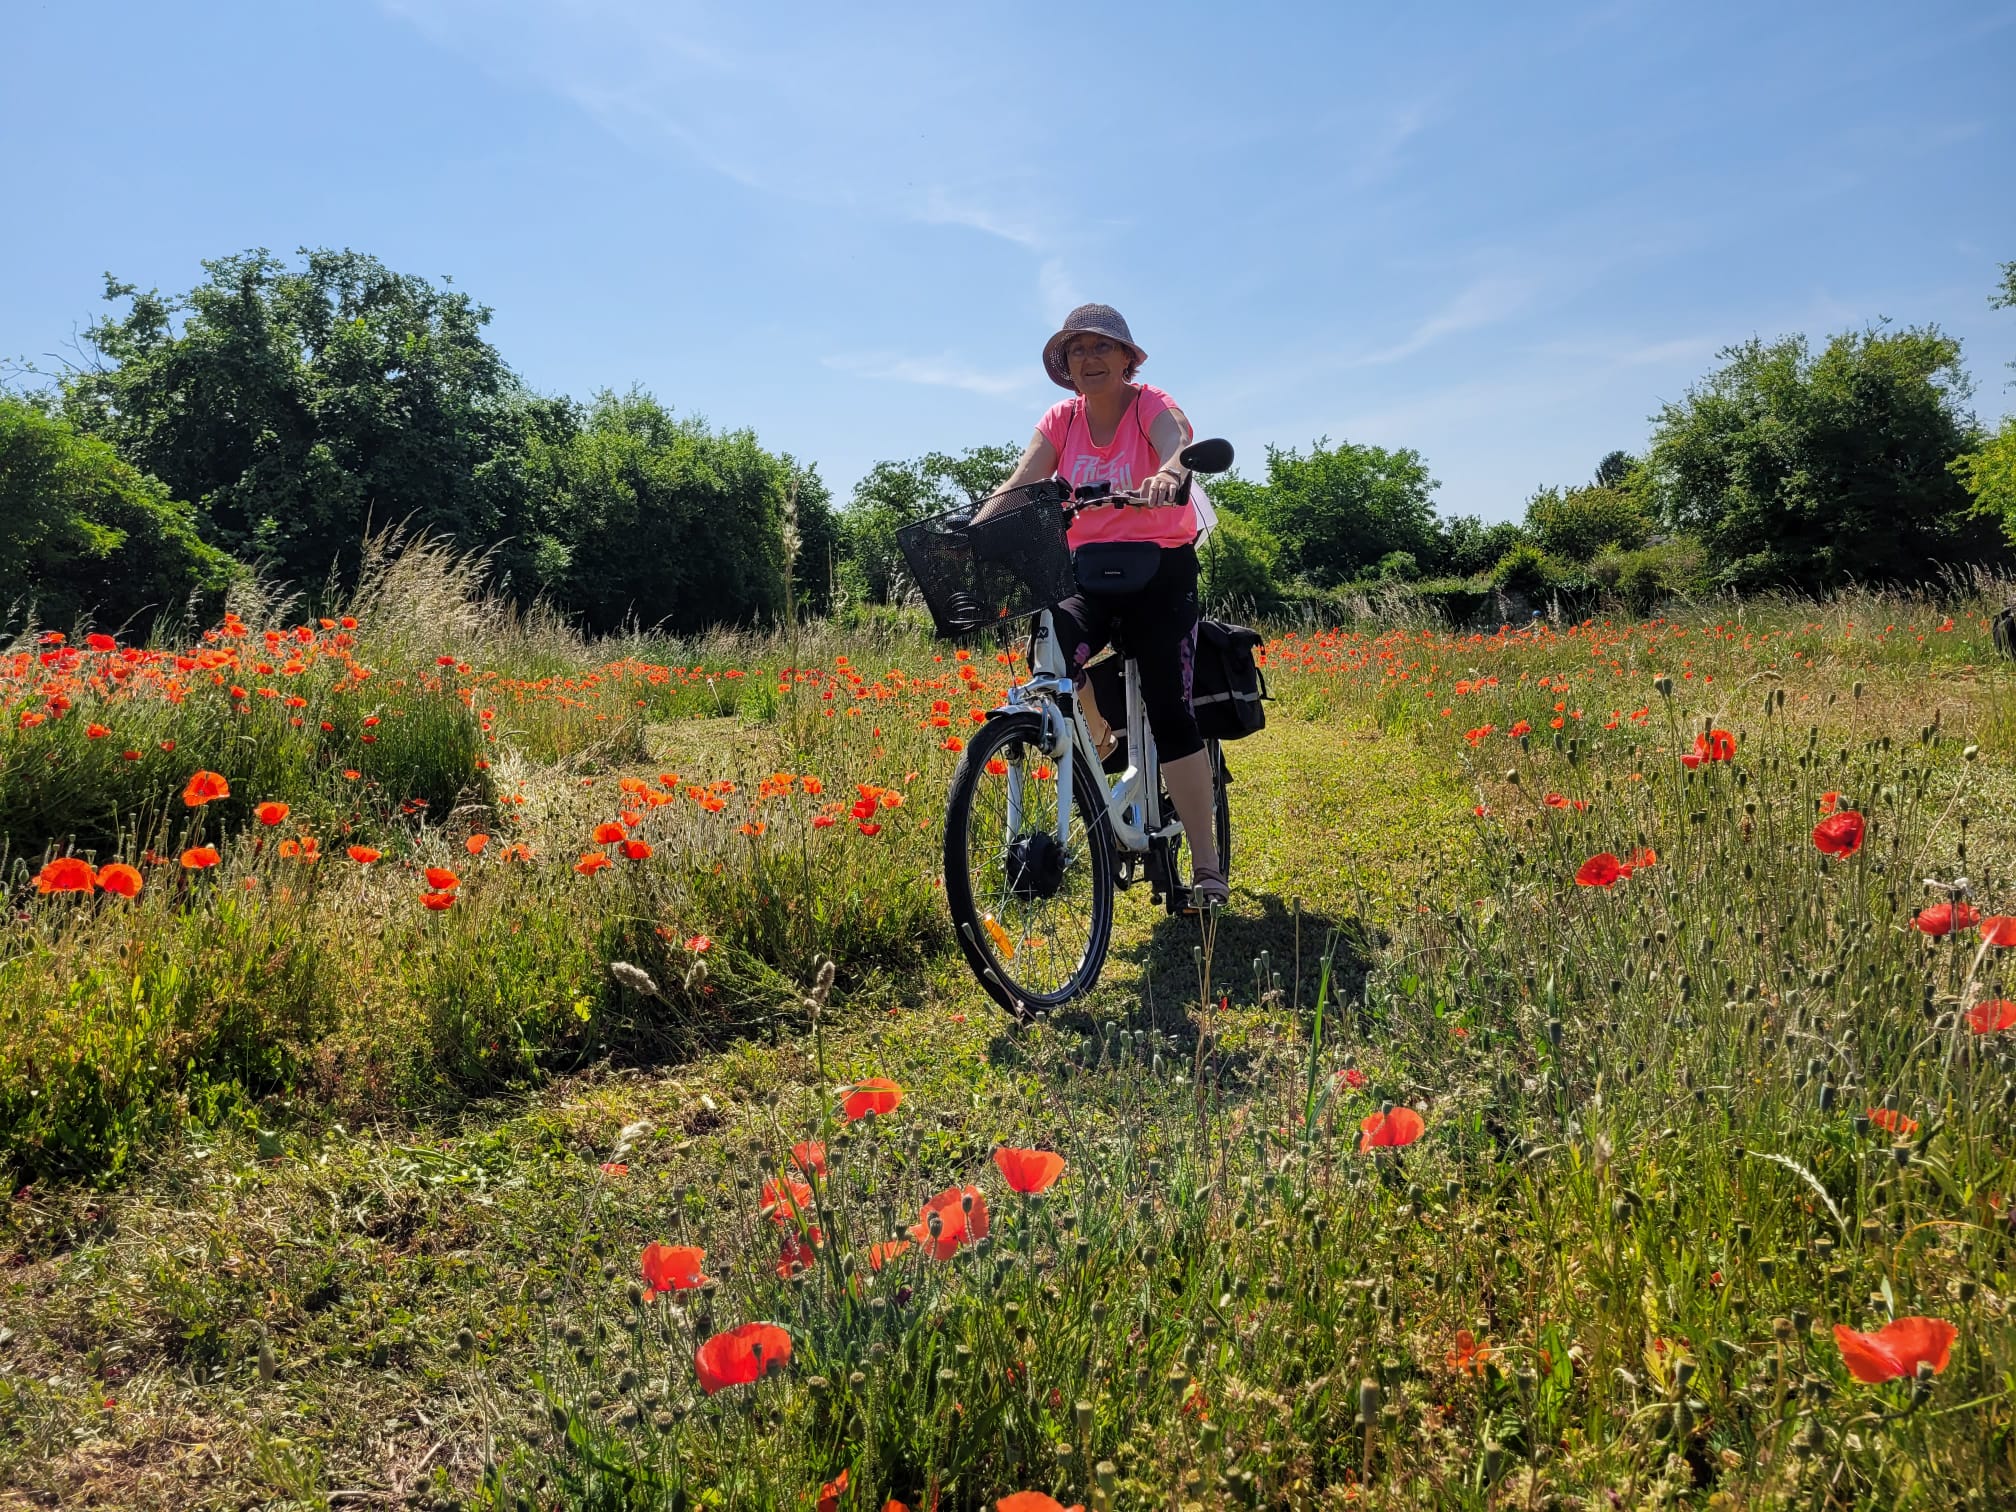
[466,598,2016,1510]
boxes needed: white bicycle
[898,439,1238,1012]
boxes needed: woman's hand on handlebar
[1139,466,1188,507]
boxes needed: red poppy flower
[347,846,382,865]
[1359,1106,1426,1151]
[1543,792,1568,808]
[181,846,221,870]
[1693,729,1736,763]
[1966,998,2016,1032]
[858,822,883,837]
[790,1141,827,1176]
[816,1470,849,1512]
[762,1176,814,1223]
[997,1496,1084,1512]
[1832,1316,1956,1383]
[95,863,143,899]
[1818,791,1841,814]
[597,1161,628,1176]
[182,770,230,807]
[85,723,111,739]
[841,1077,903,1121]
[776,1227,822,1277]
[867,1240,911,1270]
[465,834,489,855]
[420,892,456,911]
[424,867,461,890]
[1981,916,2016,947]
[812,815,836,829]
[1336,1067,1367,1090]
[254,801,290,827]
[686,934,712,952]
[1446,1329,1492,1376]
[640,1242,709,1297]
[1576,852,1623,887]
[1912,901,1980,936]
[850,796,878,821]
[592,822,626,844]
[693,1322,792,1394]
[993,1147,1065,1194]
[910,1184,989,1259]
[574,853,612,876]
[621,839,654,860]
[1866,1106,1919,1137]
[33,857,96,895]
[1812,811,1865,857]
[86,632,117,652]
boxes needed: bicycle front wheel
[943,711,1115,1013]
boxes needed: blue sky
[6,1,2014,521]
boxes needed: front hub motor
[1004,831,1066,901]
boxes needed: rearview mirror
[1179,438,1234,475]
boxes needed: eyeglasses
[1064,338,1122,363]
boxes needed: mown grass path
[1,705,1459,1510]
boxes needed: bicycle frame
[999,609,1173,857]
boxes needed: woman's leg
[1127,549,1225,903]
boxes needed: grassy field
[3,553,2015,1510]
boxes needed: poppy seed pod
[1356,1377,1382,1423]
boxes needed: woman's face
[1063,334,1134,395]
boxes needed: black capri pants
[1050,543,1204,764]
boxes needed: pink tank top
[1036,385,1198,548]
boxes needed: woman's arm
[973,428,1059,522]
[1140,404,1196,506]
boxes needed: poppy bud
[258,1339,278,1382]
[1356,1377,1381,1423]
[1675,1358,1697,1389]
[1791,1308,1810,1336]
[1958,1278,1978,1302]
[1818,1082,1837,1111]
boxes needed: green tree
[1593,449,1638,489]
[1952,262,2016,537]
[0,397,237,635]
[1648,326,1999,590]
[1523,483,1652,563]
[1245,439,1438,587]
[1198,511,1284,610]
[61,249,530,593]
[544,391,792,635]
[836,443,1017,606]
[1433,514,1528,578]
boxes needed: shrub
[1523,482,1652,562]
[1199,512,1285,611]
[0,397,238,637]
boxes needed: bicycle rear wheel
[943,711,1115,1012]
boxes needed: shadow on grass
[1003,890,1387,1067]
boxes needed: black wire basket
[896,485,1076,639]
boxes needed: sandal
[1190,864,1230,909]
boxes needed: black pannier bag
[1191,618,1268,740]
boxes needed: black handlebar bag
[1191,618,1268,740]
[1072,541,1163,596]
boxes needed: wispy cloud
[1350,277,1534,366]
[822,351,1033,399]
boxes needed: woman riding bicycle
[979,303,1227,908]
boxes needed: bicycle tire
[943,711,1116,1013]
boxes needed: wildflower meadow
[3,546,2015,1510]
